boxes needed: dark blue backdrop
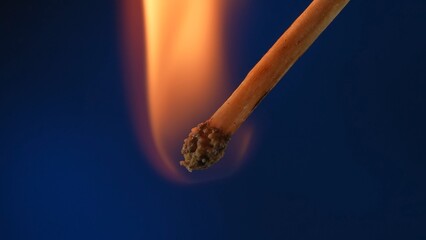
[1,0,425,239]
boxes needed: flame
[144,0,226,177]
[121,0,253,183]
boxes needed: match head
[180,121,231,172]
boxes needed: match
[180,0,350,172]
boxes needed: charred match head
[180,121,231,172]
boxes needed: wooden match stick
[181,0,350,172]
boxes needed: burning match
[180,0,350,172]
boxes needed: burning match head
[180,121,231,172]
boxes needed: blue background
[1,0,425,239]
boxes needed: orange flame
[121,0,253,183]
[144,0,226,177]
